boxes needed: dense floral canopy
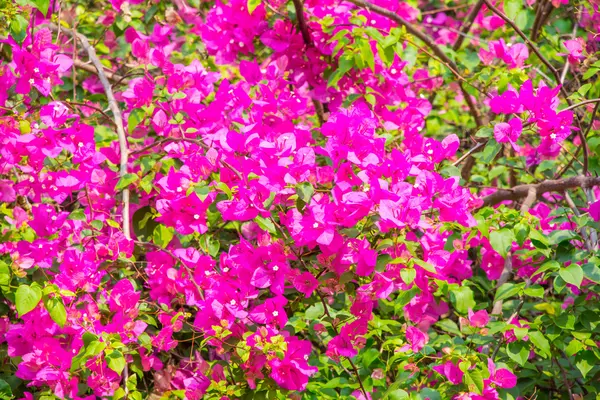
[0,0,600,398]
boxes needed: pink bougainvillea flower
[487,359,517,388]
[494,117,522,151]
[433,361,464,385]
[561,39,585,64]
[293,272,319,298]
[588,200,600,222]
[468,309,490,327]
[405,326,429,352]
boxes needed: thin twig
[479,176,600,208]
[49,23,131,239]
[72,59,124,82]
[318,292,368,399]
[131,137,244,180]
[452,0,485,50]
[555,357,575,400]
[345,0,483,127]
[562,98,600,112]
[290,0,326,125]
[520,187,537,213]
[453,141,484,166]
[564,191,594,252]
[482,0,560,83]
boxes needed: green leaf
[489,228,515,258]
[495,282,525,302]
[388,389,409,400]
[361,348,380,368]
[68,209,86,221]
[106,350,126,374]
[376,254,392,272]
[507,341,529,366]
[10,15,29,45]
[132,206,158,242]
[524,285,544,298]
[582,262,600,284]
[528,331,551,358]
[32,0,50,14]
[328,54,354,87]
[464,370,484,394]
[247,0,261,14]
[412,258,436,273]
[16,284,42,316]
[152,224,174,248]
[128,108,146,133]
[559,264,584,288]
[296,182,315,204]
[400,268,416,285]
[305,303,324,319]
[449,286,475,314]
[504,0,522,19]
[475,127,493,138]
[360,39,375,71]
[0,261,11,292]
[255,215,276,234]
[548,229,577,245]
[575,350,597,378]
[479,139,502,164]
[44,296,67,327]
[0,379,12,398]
[116,173,139,190]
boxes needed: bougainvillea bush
[1,0,600,398]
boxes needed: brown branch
[49,23,131,239]
[292,0,312,45]
[520,187,537,213]
[131,137,244,180]
[345,0,483,127]
[72,59,124,82]
[479,176,600,209]
[562,98,600,112]
[482,0,560,83]
[452,0,485,50]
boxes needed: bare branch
[479,176,600,209]
[49,23,131,239]
[72,59,124,82]
[452,0,485,50]
[482,0,560,83]
[344,0,483,127]
[520,187,537,213]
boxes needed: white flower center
[29,79,34,84]
[223,267,229,273]
[239,42,244,47]
[391,68,397,74]
[273,311,279,316]
[312,222,319,228]
[51,216,57,221]
[194,214,200,220]
[176,187,183,192]
[550,133,557,139]
[273,265,279,271]
[230,299,236,305]
[34,68,39,73]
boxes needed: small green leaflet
[247,0,261,14]
[16,284,43,316]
